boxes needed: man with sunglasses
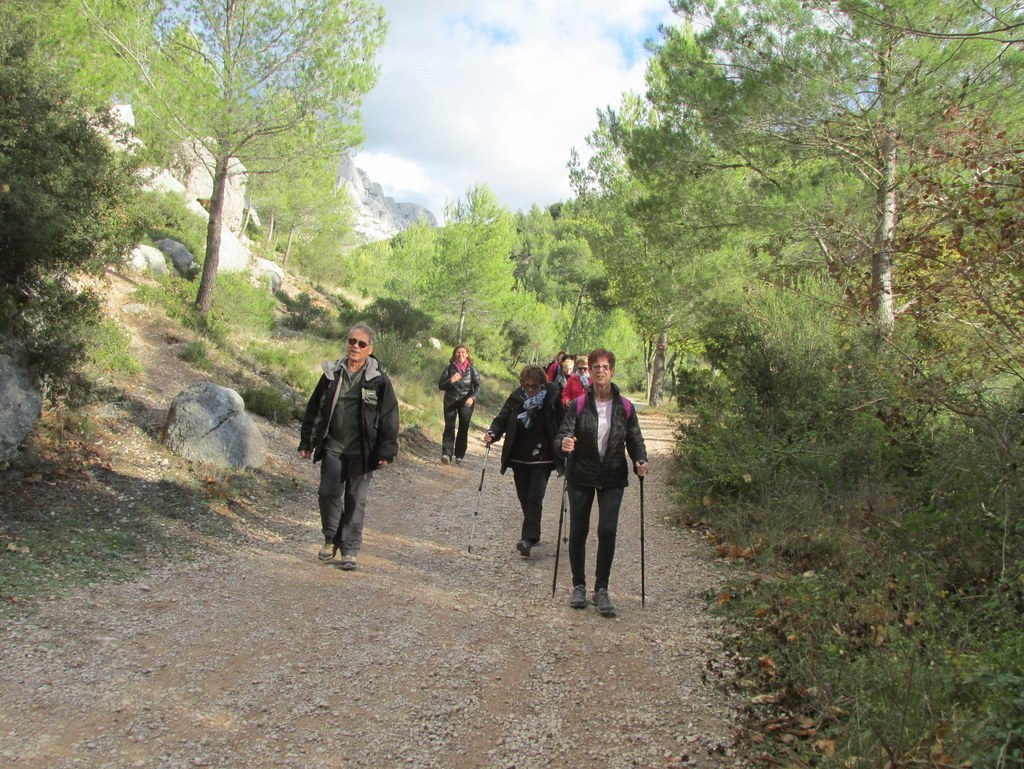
[299,323,399,571]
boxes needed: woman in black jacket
[437,344,482,465]
[555,348,648,616]
[484,365,565,558]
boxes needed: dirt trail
[0,273,743,769]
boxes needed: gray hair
[347,322,377,345]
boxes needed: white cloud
[355,0,677,220]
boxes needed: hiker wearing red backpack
[560,355,590,406]
[555,348,648,617]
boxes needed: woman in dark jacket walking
[555,348,648,616]
[438,344,482,465]
[484,365,565,558]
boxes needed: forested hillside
[2,2,1023,767]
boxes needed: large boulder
[126,244,169,277]
[252,257,284,292]
[0,354,42,463]
[156,238,199,278]
[163,382,266,469]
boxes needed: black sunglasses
[347,337,370,349]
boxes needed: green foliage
[362,297,434,341]
[0,25,144,395]
[277,291,330,332]
[136,189,208,258]
[424,185,518,342]
[86,320,142,378]
[203,274,279,337]
[178,341,211,369]
[240,384,301,424]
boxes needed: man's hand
[298,449,311,460]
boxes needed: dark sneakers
[318,542,337,561]
[569,584,588,609]
[338,554,358,571]
[516,539,532,557]
[591,588,616,617]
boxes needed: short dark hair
[519,365,547,386]
[588,348,615,370]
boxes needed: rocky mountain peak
[336,156,437,243]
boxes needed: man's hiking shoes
[516,539,532,557]
[591,588,616,617]
[339,555,358,571]
[318,543,337,561]
[441,455,451,465]
[569,584,588,609]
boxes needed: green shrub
[204,274,278,336]
[87,319,141,377]
[240,384,300,424]
[179,340,211,369]
[136,189,208,259]
[362,297,434,341]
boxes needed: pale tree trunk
[456,300,467,345]
[239,201,251,235]
[871,43,897,337]
[566,284,585,349]
[195,153,230,317]
[649,329,668,407]
[284,225,295,267]
[264,210,276,251]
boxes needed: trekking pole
[551,452,571,598]
[639,474,646,607]
[468,444,491,554]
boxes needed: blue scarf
[517,388,547,428]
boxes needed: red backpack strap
[575,396,584,417]
[622,397,633,420]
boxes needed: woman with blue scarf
[483,365,565,558]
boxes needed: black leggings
[567,484,624,591]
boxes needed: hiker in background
[555,348,648,617]
[560,355,590,406]
[483,365,565,558]
[554,355,575,395]
[545,351,566,382]
[298,322,399,571]
[438,344,482,465]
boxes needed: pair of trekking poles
[468,444,647,607]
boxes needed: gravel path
[0,276,745,769]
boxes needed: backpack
[574,395,633,420]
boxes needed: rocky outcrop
[336,155,436,242]
[127,244,169,277]
[0,354,41,463]
[163,382,266,469]
[173,141,248,233]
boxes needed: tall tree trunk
[649,329,667,407]
[566,284,586,349]
[284,225,295,267]
[239,199,251,235]
[456,300,467,345]
[871,44,897,337]
[264,210,276,251]
[195,153,230,317]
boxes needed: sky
[352,0,679,222]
